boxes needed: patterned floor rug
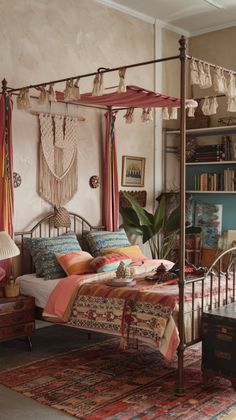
[0,338,236,420]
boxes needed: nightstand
[202,302,236,390]
[0,295,35,351]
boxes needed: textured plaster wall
[0,0,154,231]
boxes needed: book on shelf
[194,169,236,191]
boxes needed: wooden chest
[202,302,236,381]
[0,295,35,344]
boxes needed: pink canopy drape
[0,93,14,278]
[103,111,119,231]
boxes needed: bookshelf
[163,125,236,232]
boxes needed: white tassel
[198,62,206,89]
[123,108,134,123]
[209,97,218,115]
[169,107,178,120]
[98,72,104,96]
[227,96,236,112]
[204,64,212,89]
[117,67,126,93]
[188,105,196,118]
[92,73,100,96]
[190,59,199,85]
[73,78,81,100]
[162,107,169,120]
[213,67,226,94]
[48,84,57,102]
[17,88,31,110]
[141,107,153,123]
[227,72,236,98]
[64,79,74,101]
[201,97,211,116]
[38,86,48,104]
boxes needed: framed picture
[121,155,145,187]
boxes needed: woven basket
[5,283,20,298]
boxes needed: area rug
[0,338,236,420]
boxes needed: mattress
[16,274,61,308]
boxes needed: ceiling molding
[189,20,236,37]
[95,0,155,24]
[156,19,190,38]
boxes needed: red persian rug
[0,338,236,419]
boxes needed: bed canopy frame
[4,35,236,394]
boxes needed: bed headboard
[14,211,104,276]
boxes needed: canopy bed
[1,36,236,394]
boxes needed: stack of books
[194,144,225,162]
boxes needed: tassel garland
[92,72,104,96]
[117,67,126,93]
[123,107,134,123]
[48,84,57,102]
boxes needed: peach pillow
[103,245,147,264]
[55,251,94,276]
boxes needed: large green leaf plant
[120,191,180,259]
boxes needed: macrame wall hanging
[38,113,78,207]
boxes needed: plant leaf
[153,194,166,234]
[121,192,153,226]
[165,206,180,231]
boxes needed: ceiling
[96,0,236,36]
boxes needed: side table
[0,295,35,351]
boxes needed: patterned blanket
[43,260,180,360]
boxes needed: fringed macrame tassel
[92,72,103,96]
[169,107,178,120]
[187,105,196,118]
[64,79,74,101]
[201,97,211,116]
[227,72,236,98]
[213,67,226,94]
[141,107,153,123]
[190,58,199,85]
[227,96,236,112]
[198,62,206,89]
[186,99,198,117]
[38,145,78,206]
[204,63,212,89]
[123,107,134,123]
[48,84,57,102]
[162,107,169,120]
[73,78,81,99]
[38,87,48,104]
[209,97,218,115]
[117,67,126,93]
[17,88,31,110]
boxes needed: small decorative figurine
[89,175,100,188]
[116,261,129,279]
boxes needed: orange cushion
[55,251,94,276]
[103,245,147,264]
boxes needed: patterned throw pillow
[55,251,94,276]
[85,230,130,257]
[90,253,132,273]
[24,232,82,279]
[103,245,147,264]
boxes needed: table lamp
[0,231,20,297]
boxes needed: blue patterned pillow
[24,232,82,279]
[85,230,130,257]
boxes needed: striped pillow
[90,253,132,273]
[55,251,94,276]
[103,245,147,264]
[24,232,82,279]
[85,230,130,257]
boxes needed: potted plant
[120,191,180,259]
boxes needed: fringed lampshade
[0,231,20,261]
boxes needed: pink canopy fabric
[56,85,183,108]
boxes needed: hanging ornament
[169,107,178,120]
[141,107,153,123]
[38,86,48,104]
[92,72,103,96]
[123,107,134,123]
[227,96,236,112]
[13,172,22,188]
[190,58,200,85]
[201,97,211,116]
[198,62,206,89]
[213,67,226,94]
[64,79,74,101]
[89,175,100,188]
[117,67,126,93]
[226,72,236,98]
[73,78,81,99]
[162,107,169,120]
[17,88,31,110]
[48,84,57,102]
[204,63,212,89]
[209,97,218,115]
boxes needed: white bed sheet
[16,274,61,308]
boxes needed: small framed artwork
[121,155,145,187]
